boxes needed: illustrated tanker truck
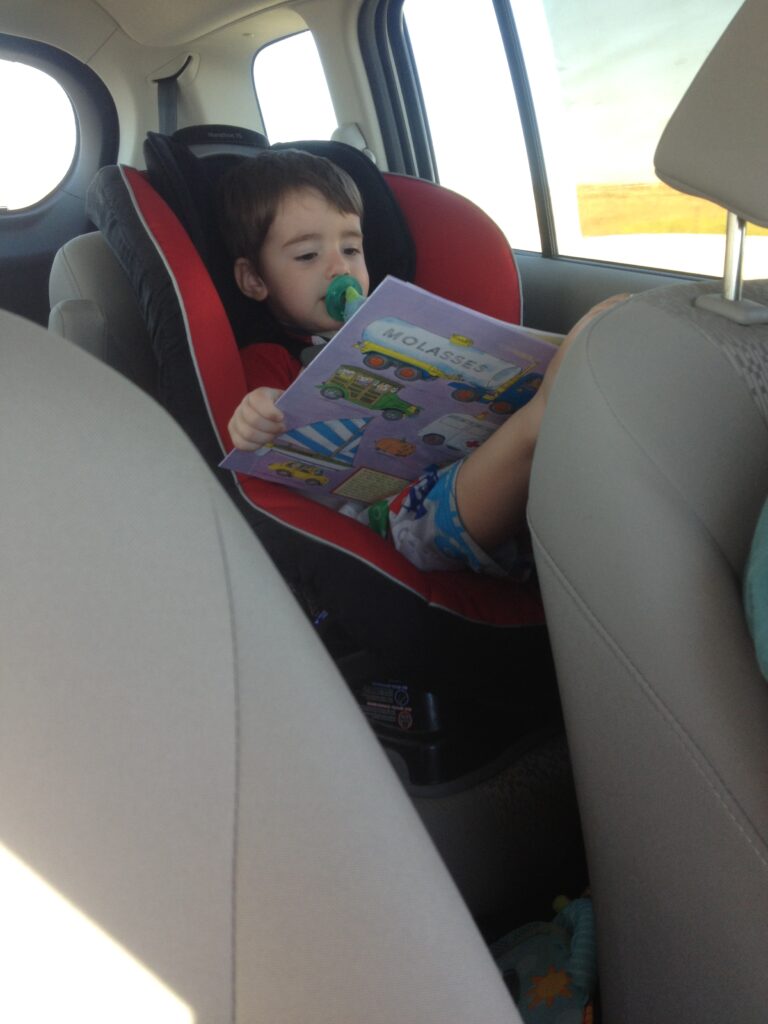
[355,317,543,415]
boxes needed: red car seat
[85,134,556,779]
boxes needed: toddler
[219,149,614,575]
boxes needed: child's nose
[328,250,350,277]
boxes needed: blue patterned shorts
[362,461,521,577]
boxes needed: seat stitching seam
[210,493,240,1024]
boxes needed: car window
[403,0,540,254]
[405,0,764,278]
[253,31,338,143]
[0,58,76,210]
[516,0,747,275]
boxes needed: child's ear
[234,257,268,301]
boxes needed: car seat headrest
[143,131,291,347]
[172,124,270,197]
[141,132,417,346]
[172,123,269,157]
[270,139,416,289]
[654,0,768,228]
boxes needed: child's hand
[228,387,285,450]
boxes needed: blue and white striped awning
[278,417,372,466]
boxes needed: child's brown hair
[218,148,364,266]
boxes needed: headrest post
[723,210,746,302]
[694,209,768,325]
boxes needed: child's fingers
[243,387,285,423]
[229,423,280,450]
[230,414,282,448]
[229,388,285,449]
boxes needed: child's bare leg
[455,293,630,553]
[453,392,543,552]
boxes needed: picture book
[220,276,558,505]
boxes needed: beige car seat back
[0,310,521,1023]
[528,1,768,1021]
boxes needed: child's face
[236,188,370,334]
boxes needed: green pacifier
[325,274,364,322]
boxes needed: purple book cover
[220,276,557,505]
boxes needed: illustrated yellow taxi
[268,460,329,486]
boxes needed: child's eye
[343,246,362,257]
[295,252,318,262]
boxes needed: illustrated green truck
[318,365,421,419]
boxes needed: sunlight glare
[253,32,337,143]
[0,59,77,210]
[0,843,194,1023]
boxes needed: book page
[221,276,557,506]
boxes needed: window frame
[358,0,736,279]
[359,0,427,177]
[0,59,76,212]
[361,0,557,255]
[251,29,343,146]
[0,33,119,325]
[0,33,118,213]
